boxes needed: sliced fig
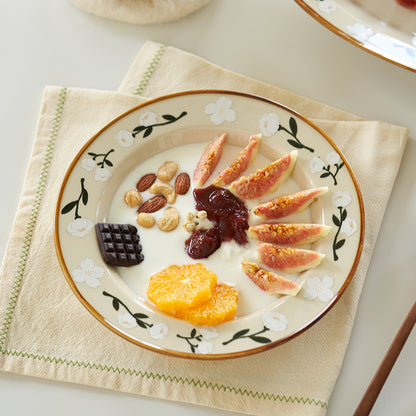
[241,259,300,296]
[257,243,324,274]
[212,133,262,187]
[253,187,328,219]
[248,223,331,245]
[193,132,227,187]
[228,150,298,200]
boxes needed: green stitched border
[133,44,167,96]
[0,69,327,411]
[0,87,67,350]
[2,347,327,408]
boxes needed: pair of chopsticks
[353,301,416,415]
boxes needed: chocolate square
[95,222,144,267]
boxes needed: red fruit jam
[396,0,416,9]
[185,185,249,259]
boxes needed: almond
[174,172,191,195]
[137,195,167,213]
[136,173,157,192]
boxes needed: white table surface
[0,1,415,415]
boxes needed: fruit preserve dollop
[185,185,249,259]
[395,0,416,9]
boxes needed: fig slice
[193,132,227,188]
[228,150,298,200]
[248,223,331,246]
[257,243,325,274]
[212,133,262,187]
[241,259,301,296]
[253,187,328,219]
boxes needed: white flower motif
[341,218,358,236]
[204,96,236,125]
[326,151,340,165]
[118,313,137,329]
[303,275,334,302]
[67,217,94,237]
[94,167,112,182]
[200,327,218,340]
[258,113,280,137]
[139,111,157,126]
[149,323,169,340]
[72,258,105,288]
[81,158,96,171]
[331,191,352,208]
[197,341,213,354]
[115,129,134,147]
[262,312,288,332]
[318,0,337,13]
[309,156,325,173]
[346,23,374,43]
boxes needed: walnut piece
[157,207,180,232]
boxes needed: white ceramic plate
[295,0,416,73]
[55,90,364,359]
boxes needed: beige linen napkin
[0,42,408,416]
[68,0,211,24]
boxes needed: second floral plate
[295,0,416,73]
[55,90,364,359]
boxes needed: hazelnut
[136,213,155,228]
[124,189,143,208]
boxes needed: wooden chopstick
[353,301,416,416]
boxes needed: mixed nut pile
[124,160,191,232]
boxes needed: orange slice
[146,263,217,313]
[175,282,239,326]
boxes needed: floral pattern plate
[295,0,416,73]
[54,90,364,359]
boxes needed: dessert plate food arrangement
[55,90,364,359]
[294,0,416,73]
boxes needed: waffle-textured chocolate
[95,222,144,267]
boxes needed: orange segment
[175,282,239,326]
[146,263,217,313]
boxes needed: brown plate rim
[54,89,365,360]
[294,0,416,74]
